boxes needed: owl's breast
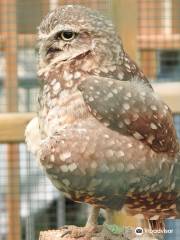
[39,88,90,137]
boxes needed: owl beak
[46,47,62,55]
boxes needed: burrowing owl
[25,5,180,231]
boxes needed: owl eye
[55,31,77,41]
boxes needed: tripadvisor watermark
[145,228,173,234]
[135,227,173,236]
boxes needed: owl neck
[38,51,111,89]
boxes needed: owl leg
[149,219,165,230]
[86,206,100,227]
[59,207,100,238]
[103,209,124,235]
[105,209,114,224]
[148,219,165,240]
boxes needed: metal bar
[153,82,180,113]
[1,1,20,239]
[140,50,157,80]
[49,0,59,11]
[110,0,138,61]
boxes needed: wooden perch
[0,112,35,143]
[39,225,160,240]
[39,225,129,240]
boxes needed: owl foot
[58,225,101,238]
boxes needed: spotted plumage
[25,5,180,229]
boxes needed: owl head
[37,5,123,71]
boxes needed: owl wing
[78,76,179,155]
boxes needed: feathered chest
[38,83,89,137]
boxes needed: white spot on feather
[133,132,144,140]
[126,92,132,98]
[107,92,113,99]
[60,152,71,161]
[51,79,57,85]
[68,163,77,172]
[150,105,157,111]
[53,82,61,93]
[116,150,125,157]
[66,80,73,87]
[106,150,114,158]
[109,65,116,72]
[170,182,175,190]
[127,163,134,171]
[124,118,131,125]
[91,161,98,169]
[63,71,73,81]
[74,71,81,79]
[118,122,124,128]
[50,154,55,162]
[123,103,130,110]
[118,72,124,80]
[150,215,160,220]
[60,165,69,172]
[89,96,94,102]
[127,143,133,148]
[104,134,110,139]
[147,135,155,144]
[62,179,70,186]
[140,92,146,96]
[112,89,118,94]
[132,113,139,121]
[150,123,158,130]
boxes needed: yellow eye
[60,31,77,41]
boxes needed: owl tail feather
[148,219,165,230]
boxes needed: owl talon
[59,226,98,238]
[60,230,71,238]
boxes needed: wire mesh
[0,1,110,240]
[138,0,180,81]
[0,1,180,240]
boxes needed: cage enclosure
[0,1,180,240]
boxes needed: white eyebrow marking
[39,24,81,40]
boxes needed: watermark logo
[135,227,144,236]
[134,226,173,236]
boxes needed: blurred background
[0,0,180,240]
